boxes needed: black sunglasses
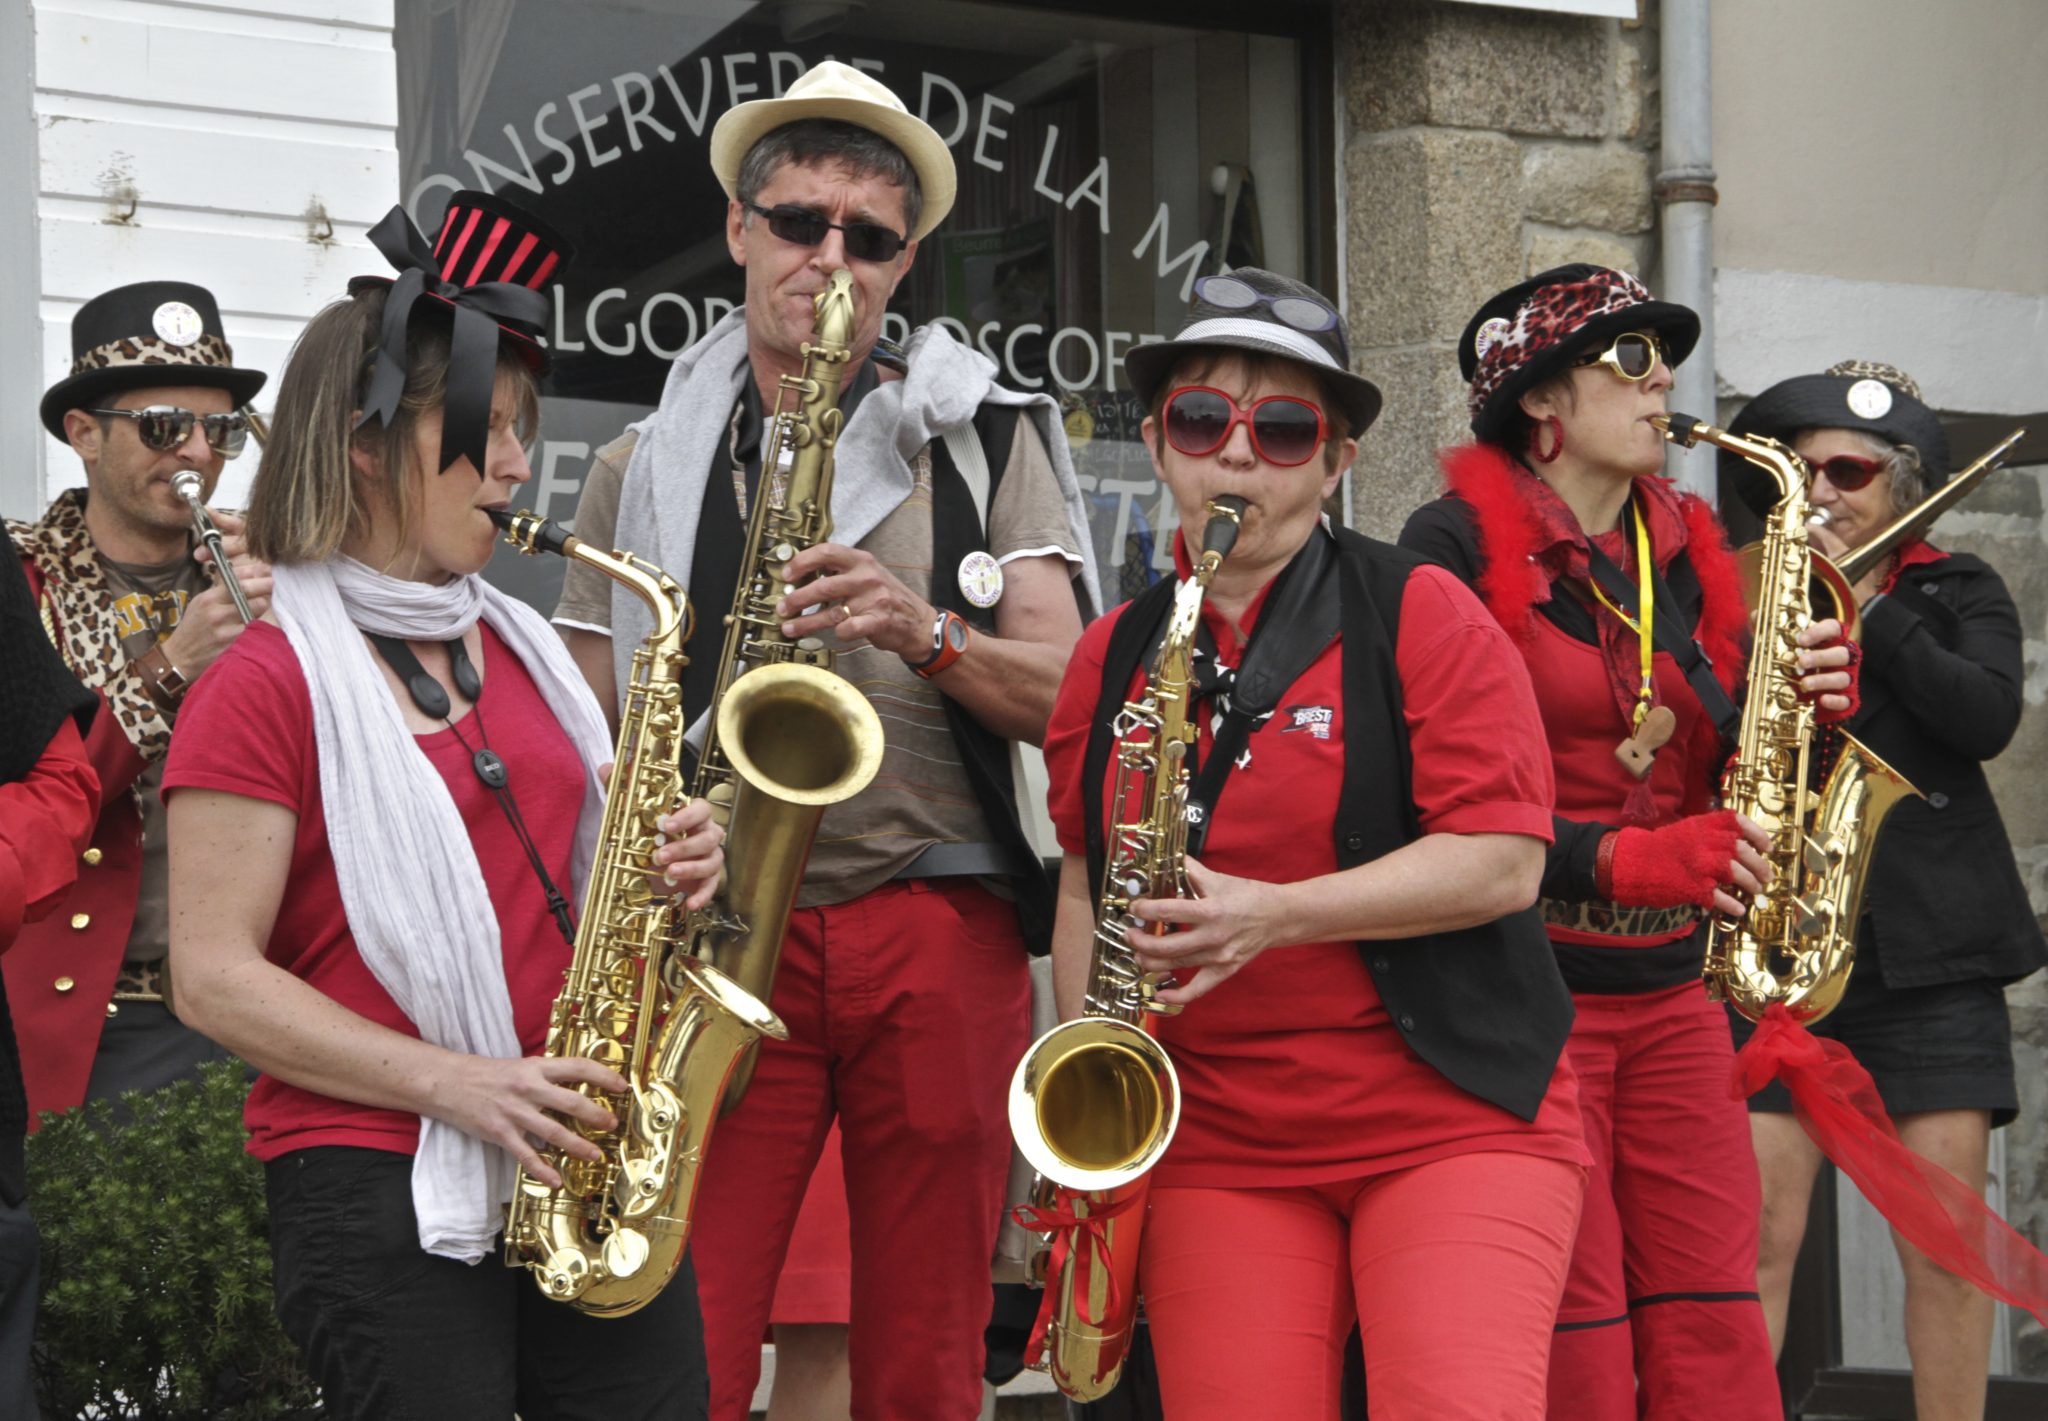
[747,203,908,263]
[1572,331,1664,383]
[90,405,249,458]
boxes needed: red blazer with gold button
[7,492,170,1127]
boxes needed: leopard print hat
[1459,265,1700,444]
[39,280,267,439]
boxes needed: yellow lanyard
[1586,496,1656,730]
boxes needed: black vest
[684,393,1055,953]
[1083,525,1574,1122]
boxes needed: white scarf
[269,556,612,1262]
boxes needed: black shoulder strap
[1581,510,1741,752]
[1185,527,1342,856]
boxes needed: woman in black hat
[1039,268,1587,1420]
[1400,265,1857,1421]
[158,192,723,1419]
[1726,362,2045,1421]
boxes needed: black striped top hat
[350,190,573,475]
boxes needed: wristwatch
[135,643,190,707]
[909,609,971,679]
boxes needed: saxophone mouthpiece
[1200,496,1249,559]
[1654,412,1704,447]
[489,507,579,558]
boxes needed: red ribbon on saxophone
[1011,1187,1140,1366]
[1732,1004,2048,1325]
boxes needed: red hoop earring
[1532,415,1565,465]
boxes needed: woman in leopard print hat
[1399,265,1857,1421]
[1726,361,2044,1419]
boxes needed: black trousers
[0,1192,40,1421]
[266,1146,708,1421]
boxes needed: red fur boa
[1435,442,1745,700]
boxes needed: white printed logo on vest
[1282,704,1334,740]
[957,550,1004,608]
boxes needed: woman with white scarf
[162,192,723,1420]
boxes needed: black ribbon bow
[355,205,552,479]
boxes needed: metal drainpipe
[1658,0,1719,501]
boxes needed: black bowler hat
[1124,268,1383,438]
[40,281,267,440]
[1461,264,1699,444]
[1724,360,1951,516]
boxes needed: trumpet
[170,470,253,624]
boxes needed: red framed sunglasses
[1804,452,1887,492]
[1162,386,1328,467]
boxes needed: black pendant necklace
[367,632,576,945]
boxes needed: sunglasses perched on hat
[1123,268,1383,441]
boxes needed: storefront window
[397,0,1327,609]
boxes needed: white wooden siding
[23,0,398,513]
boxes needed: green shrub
[24,1059,317,1419]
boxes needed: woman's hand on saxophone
[1795,619,1856,714]
[651,794,725,909]
[1126,857,1288,1006]
[432,1053,630,1189]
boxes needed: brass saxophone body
[684,267,885,1108]
[492,508,788,1317]
[1007,496,1246,1401]
[1654,414,1918,1024]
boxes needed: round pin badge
[957,550,1004,609]
[152,301,205,348]
[1846,378,1893,420]
[1063,405,1095,448]
[1474,316,1513,361]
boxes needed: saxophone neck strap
[366,632,577,946]
[1184,525,1341,857]
[1580,519,1741,755]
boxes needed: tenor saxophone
[1653,414,1918,1024]
[492,508,788,1317]
[684,266,884,1108]
[1007,496,1246,1401]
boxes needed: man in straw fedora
[6,281,267,1135]
[554,59,1099,1419]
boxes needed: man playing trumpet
[4,280,269,1126]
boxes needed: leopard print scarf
[6,488,174,763]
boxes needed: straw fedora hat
[709,60,956,240]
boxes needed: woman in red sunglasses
[1037,268,1588,1420]
[1724,363,2043,1421]
[1400,265,1857,1421]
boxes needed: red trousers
[1550,982,1779,1421]
[689,878,1029,1421]
[1143,1152,1584,1421]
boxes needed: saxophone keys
[1792,895,1832,939]
[600,1228,652,1281]
[1801,832,1844,876]
[539,1249,592,1299]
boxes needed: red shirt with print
[163,620,584,1161]
[1043,542,1586,1188]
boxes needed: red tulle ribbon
[1732,1004,2048,1325]
[1011,1187,1140,1366]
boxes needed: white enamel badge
[957,550,1004,608]
[152,301,204,347]
[1846,378,1893,419]
[1474,316,1513,360]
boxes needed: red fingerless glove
[1594,809,1742,911]
[1809,637,1862,725]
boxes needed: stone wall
[1335,0,1658,542]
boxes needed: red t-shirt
[1043,552,1585,1188]
[162,621,585,1161]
